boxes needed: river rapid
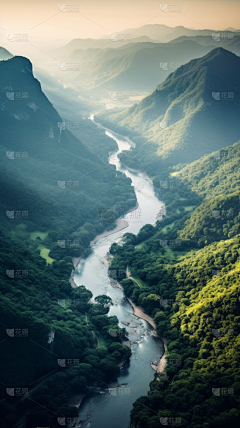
[73,116,165,428]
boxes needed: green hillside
[97,48,240,171]
[109,134,240,427]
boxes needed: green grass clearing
[30,231,48,240]
[135,243,145,250]
[38,245,55,264]
[160,222,175,234]
[156,246,197,263]
[182,205,196,212]
[98,336,107,348]
[134,276,149,288]
[30,231,54,264]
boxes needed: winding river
[74,116,165,428]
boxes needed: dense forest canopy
[109,133,240,427]
[0,56,135,427]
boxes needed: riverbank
[90,218,129,245]
[122,164,153,184]
[126,297,156,329]
[70,203,139,272]
[69,268,78,288]
[123,295,167,374]
[157,339,168,374]
[90,203,139,245]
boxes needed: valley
[0,5,240,428]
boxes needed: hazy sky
[0,0,240,64]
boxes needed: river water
[74,116,165,428]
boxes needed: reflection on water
[74,119,165,428]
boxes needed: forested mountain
[97,48,240,171]
[0,56,135,427]
[109,135,240,428]
[0,56,136,249]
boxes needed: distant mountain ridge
[100,24,239,43]
[0,46,13,61]
[52,39,216,96]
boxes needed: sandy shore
[126,267,168,372]
[69,269,78,288]
[126,297,167,373]
[157,339,168,373]
[127,297,156,329]
[90,218,129,245]
[90,203,139,246]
